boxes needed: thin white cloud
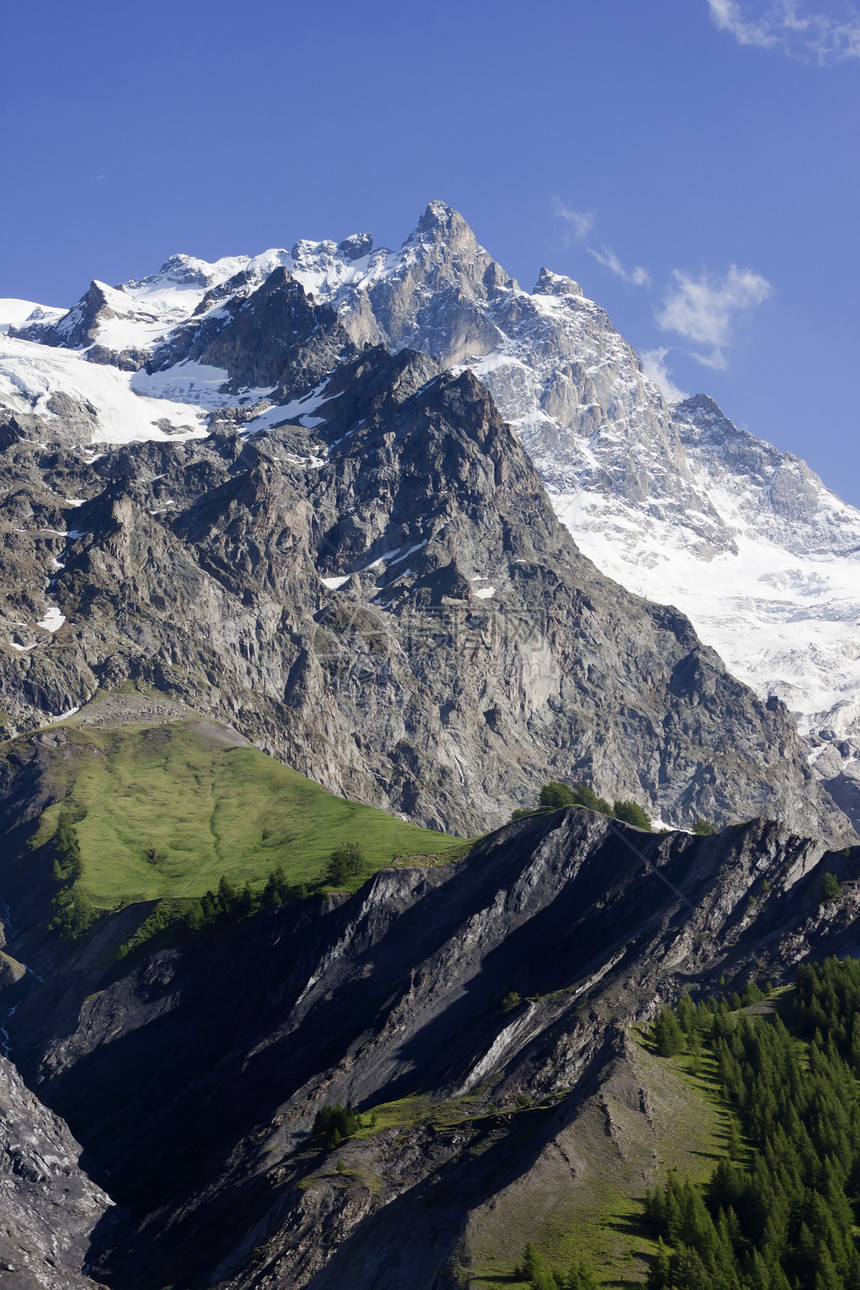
[656,265,772,368]
[641,348,687,401]
[588,244,652,287]
[690,347,730,370]
[707,0,860,63]
[552,199,596,241]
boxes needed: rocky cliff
[0,330,848,840]
[5,203,859,822]
[0,1052,121,1290]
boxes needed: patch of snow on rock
[36,607,66,633]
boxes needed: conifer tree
[570,782,614,816]
[653,1005,684,1056]
[646,1237,671,1289]
[538,781,577,810]
[613,799,652,830]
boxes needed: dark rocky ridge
[10,281,114,351]
[148,266,356,399]
[2,801,859,1288]
[0,334,850,840]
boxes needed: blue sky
[2,0,858,501]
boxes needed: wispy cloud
[656,265,772,368]
[690,347,730,370]
[587,244,652,287]
[552,199,596,241]
[641,348,688,401]
[552,202,651,289]
[707,0,860,63]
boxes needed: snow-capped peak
[0,299,66,336]
[5,202,860,799]
[126,253,226,291]
[532,267,584,299]
[415,199,461,234]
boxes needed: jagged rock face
[282,203,728,549]
[0,340,849,841]
[312,202,513,367]
[237,206,860,805]
[12,281,161,374]
[3,807,857,1289]
[11,281,115,350]
[3,203,860,826]
[5,203,860,802]
[148,267,356,398]
[0,1054,119,1290]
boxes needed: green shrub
[538,781,576,810]
[652,1004,684,1056]
[49,811,95,942]
[566,1262,597,1290]
[818,871,841,903]
[50,886,95,942]
[571,782,614,816]
[52,811,84,883]
[325,842,366,886]
[312,1103,363,1149]
[114,861,308,960]
[613,799,652,831]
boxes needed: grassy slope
[26,721,459,908]
[464,1033,737,1288]
[284,1029,737,1289]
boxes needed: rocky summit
[4,203,860,826]
[1,203,860,1288]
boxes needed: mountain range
[3,201,858,829]
[2,203,860,1289]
